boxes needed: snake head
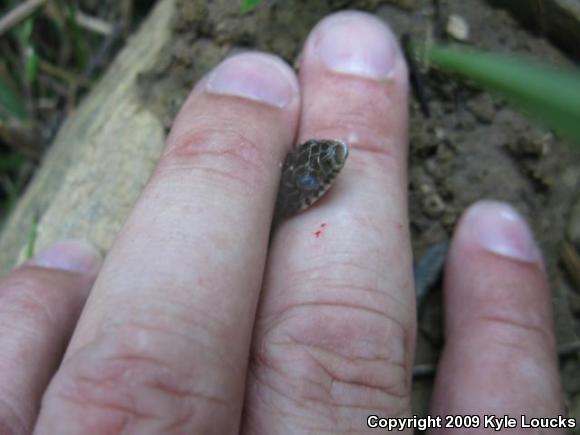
[274,139,349,222]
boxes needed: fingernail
[30,240,102,274]
[462,201,542,264]
[206,52,297,108]
[310,11,398,79]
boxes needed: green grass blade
[0,76,27,120]
[419,44,580,145]
[241,0,261,14]
[62,1,88,69]
[17,18,40,84]
[17,18,34,43]
[24,47,40,84]
[25,217,39,259]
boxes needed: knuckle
[254,284,412,411]
[46,323,227,433]
[159,123,270,187]
[304,73,408,159]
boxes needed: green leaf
[24,46,40,84]
[62,1,88,69]
[418,44,580,145]
[0,76,27,120]
[241,0,261,14]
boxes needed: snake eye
[322,140,349,170]
[331,141,348,168]
[296,174,321,191]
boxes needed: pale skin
[0,11,566,435]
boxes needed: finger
[244,12,414,433]
[35,53,300,434]
[430,201,565,431]
[0,241,100,435]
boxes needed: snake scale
[274,139,349,223]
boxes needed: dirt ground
[137,0,580,421]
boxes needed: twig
[75,10,112,35]
[402,34,432,118]
[432,0,448,41]
[37,74,71,98]
[0,0,47,37]
[412,363,437,378]
[39,60,90,87]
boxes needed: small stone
[446,14,469,41]
[424,158,438,177]
[442,210,458,230]
[508,135,550,158]
[419,183,434,195]
[424,194,446,218]
[434,128,447,141]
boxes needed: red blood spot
[313,222,328,238]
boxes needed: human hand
[0,11,565,434]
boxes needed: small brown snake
[273,139,349,224]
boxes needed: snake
[273,139,349,224]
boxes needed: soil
[138,0,580,420]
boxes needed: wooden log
[0,0,176,274]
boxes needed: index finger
[35,53,300,433]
